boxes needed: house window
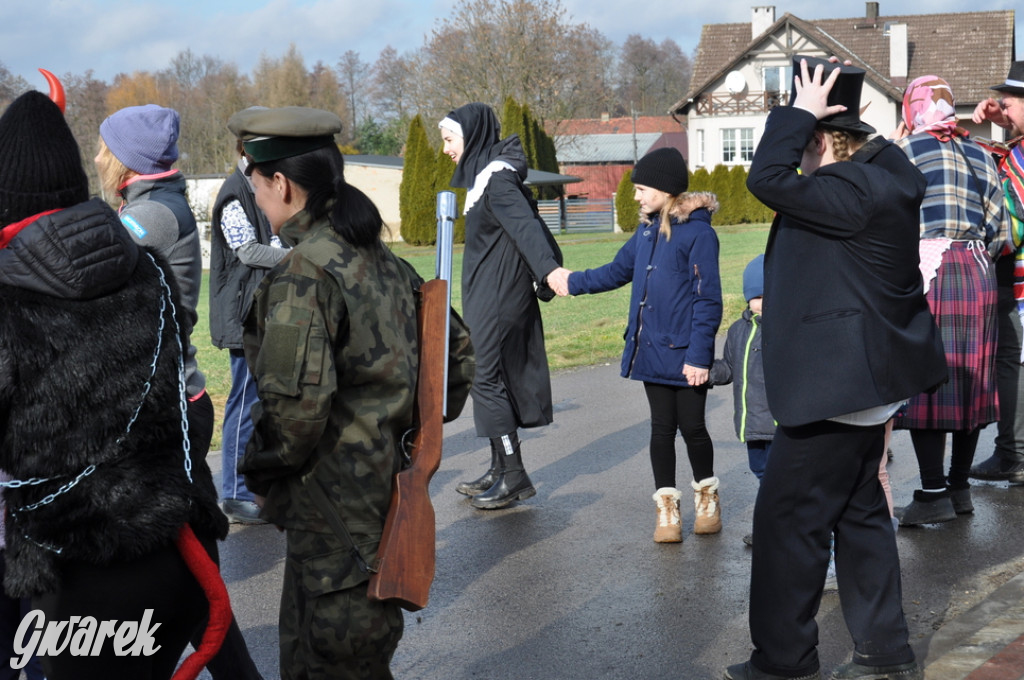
[696,129,705,167]
[762,65,792,95]
[721,128,754,164]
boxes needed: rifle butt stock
[368,278,448,611]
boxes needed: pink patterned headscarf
[902,75,966,141]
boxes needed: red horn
[39,68,66,114]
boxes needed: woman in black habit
[438,102,562,510]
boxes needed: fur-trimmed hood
[639,191,719,226]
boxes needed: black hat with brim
[789,55,876,136]
[990,61,1024,97]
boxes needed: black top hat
[990,61,1024,97]
[788,55,876,135]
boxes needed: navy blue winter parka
[568,193,722,386]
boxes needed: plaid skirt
[895,240,999,431]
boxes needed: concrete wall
[344,164,403,241]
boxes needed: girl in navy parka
[548,148,722,544]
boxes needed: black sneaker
[969,454,1024,483]
[221,498,268,525]
[895,490,956,526]
[948,486,974,514]
[725,660,821,680]
[830,661,921,679]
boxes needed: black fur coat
[0,198,227,597]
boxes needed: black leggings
[910,428,981,490]
[644,382,714,489]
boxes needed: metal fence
[537,198,615,233]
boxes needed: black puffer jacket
[0,198,227,597]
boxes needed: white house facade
[673,4,1016,170]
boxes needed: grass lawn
[196,222,770,449]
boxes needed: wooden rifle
[368,191,456,611]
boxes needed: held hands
[546,267,573,297]
[682,364,709,387]
[792,58,846,122]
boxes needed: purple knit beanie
[100,104,180,174]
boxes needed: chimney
[752,6,776,39]
[889,22,908,82]
[866,2,879,21]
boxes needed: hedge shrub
[687,164,771,225]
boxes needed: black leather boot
[471,433,536,510]
[456,441,502,496]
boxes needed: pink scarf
[902,75,968,141]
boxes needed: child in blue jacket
[548,147,723,544]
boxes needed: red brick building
[550,115,688,199]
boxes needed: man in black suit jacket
[724,58,946,680]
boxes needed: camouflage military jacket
[240,209,473,564]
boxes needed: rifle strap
[307,476,374,574]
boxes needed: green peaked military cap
[227,106,342,166]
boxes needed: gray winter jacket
[118,171,206,397]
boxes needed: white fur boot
[652,487,683,543]
[692,477,722,535]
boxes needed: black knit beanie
[631,147,688,196]
[0,91,89,226]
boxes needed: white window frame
[761,64,792,96]
[721,128,754,164]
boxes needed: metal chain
[3,253,195,522]
[150,252,193,483]
[16,465,96,512]
[0,476,54,488]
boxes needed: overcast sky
[3,0,1021,86]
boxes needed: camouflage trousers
[280,529,404,680]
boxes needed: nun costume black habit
[439,102,562,510]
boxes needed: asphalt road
[209,360,1024,680]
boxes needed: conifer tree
[519,102,538,166]
[434,147,468,244]
[399,115,437,244]
[398,114,423,234]
[501,97,525,148]
[615,168,638,233]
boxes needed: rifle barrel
[435,191,456,418]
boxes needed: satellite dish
[725,71,747,95]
